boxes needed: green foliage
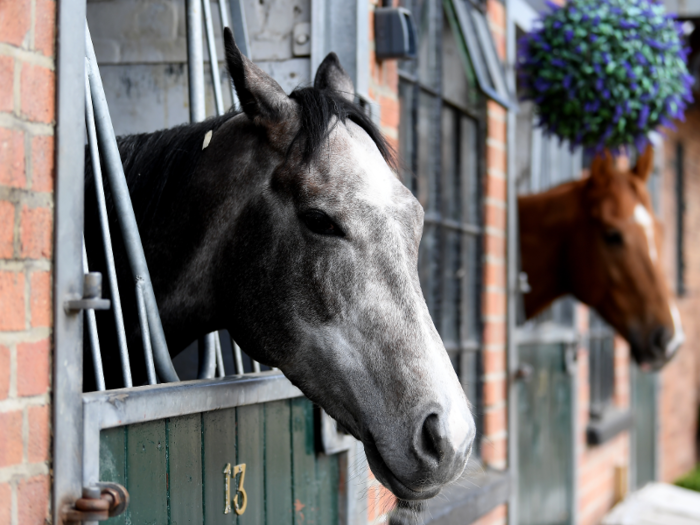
[675,463,700,492]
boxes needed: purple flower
[551,58,567,67]
[545,0,560,10]
[603,89,611,98]
[565,29,574,43]
[638,105,650,127]
[596,78,604,90]
[619,19,639,29]
[594,63,602,75]
[563,74,573,89]
[589,34,598,43]
[631,82,639,90]
[634,52,647,65]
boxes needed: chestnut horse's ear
[314,53,355,103]
[632,144,654,182]
[224,28,294,124]
[589,149,615,186]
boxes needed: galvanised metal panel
[631,367,658,488]
[98,398,341,525]
[516,343,574,525]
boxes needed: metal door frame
[506,1,579,522]
[53,2,366,523]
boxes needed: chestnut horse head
[519,146,683,370]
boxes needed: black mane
[86,86,395,227]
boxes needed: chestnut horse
[519,146,684,369]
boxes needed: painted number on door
[223,463,248,515]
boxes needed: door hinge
[62,483,129,523]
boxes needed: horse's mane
[86,86,395,228]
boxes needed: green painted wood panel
[127,420,168,525]
[237,404,264,525]
[98,398,341,525]
[99,427,127,525]
[168,414,203,524]
[265,400,293,525]
[202,408,237,525]
[292,398,318,525]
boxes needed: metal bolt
[83,272,103,299]
[295,33,309,45]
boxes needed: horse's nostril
[419,413,445,464]
[650,326,672,354]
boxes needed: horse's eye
[603,229,623,246]
[301,210,344,237]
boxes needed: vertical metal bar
[83,242,106,392]
[197,332,218,379]
[186,0,206,122]
[84,65,133,388]
[135,282,157,386]
[228,0,251,58]
[53,1,87,520]
[215,334,225,377]
[85,24,179,382]
[232,338,244,374]
[202,0,225,116]
[252,360,261,373]
[217,0,238,107]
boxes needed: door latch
[62,483,129,523]
[518,272,532,294]
[65,272,111,312]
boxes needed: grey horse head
[214,29,475,500]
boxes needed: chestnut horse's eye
[301,210,344,237]
[603,229,623,246]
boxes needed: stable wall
[0,0,56,524]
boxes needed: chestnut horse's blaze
[519,146,683,369]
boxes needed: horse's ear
[589,149,615,186]
[224,28,293,124]
[632,144,654,182]
[314,53,355,103]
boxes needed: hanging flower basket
[518,0,694,152]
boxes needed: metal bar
[215,334,225,377]
[53,2,87,521]
[84,65,132,388]
[233,338,244,374]
[186,0,206,122]
[217,0,238,107]
[252,360,261,373]
[228,0,251,58]
[85,24,179,383]
[135,282,157,385]
[83,242,106,392]
[197,332,218,379]
[202,0,225,116]
[83,372,303,431]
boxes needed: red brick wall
[0,0,56,523]
[660,107,700,483]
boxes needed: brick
[30,135,54,192]
[483,407,506,435]
[472,504,507,525]
[0,345,8,400]
[487,143,507,173]
[0,127,26,188]
[484,261,505,288]
[0,271,25,330]
[0,0,31,47]
[486,0,505,31]
[17,339,50,396]
[486,172,507,203]
[483,319,505,345]
[17,475,49,525]
[484,233,505,259]
[483,376,506,405]
[481,434,507,464]
[0,482,10,525]
[0,200,14,258]
[27,405,50,463]
[29,271,50,327]
[20,64,55,123]
[0,55,13,112]
[483,348,506,375]
[0,410,23,467]
[483,290,506,317]
[20,205,52,259]
[34,0,56,57]
[485,202,506,230]
[380,95,399,130]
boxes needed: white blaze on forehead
[666,302,685,358]
[633,204,658,263]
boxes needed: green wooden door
[516,343,574,525]
[631,365,657,488]
[99,398,340,525]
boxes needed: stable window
[398,0,484,445]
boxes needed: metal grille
[397,0,485,444]
[675,141,686,296]
[588,309,615,418]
